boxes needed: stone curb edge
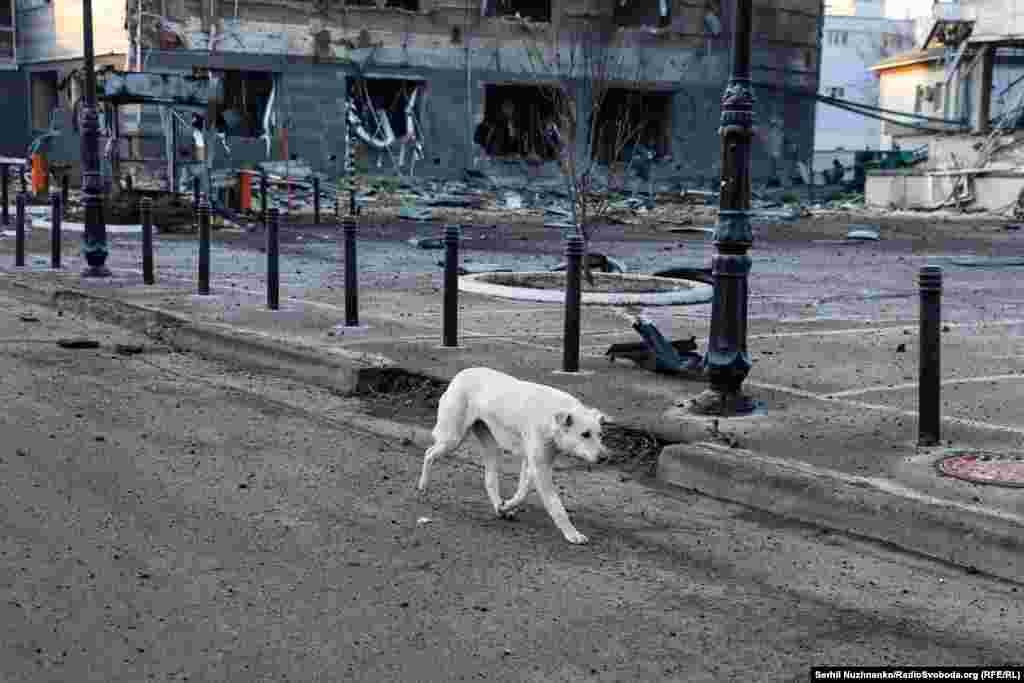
[459,272,714,306]
[658,442,1024,584]
[0,276,379,397]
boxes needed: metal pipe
[918,266,943,447]
[562,234,583,372]
[197,195,211,295]
[15,192,25,268]
[313,176,321,224]
[343,216,359,327]
[62,175,69,218]
[260,172,268,229]
[80,0,110,277]
[692,0,756,416]
[267,208,280,310]
[51,191,62,269]
[141,197,154,284]
[442,224,460,347]
[2,165,9,226]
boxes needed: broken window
[481,0,551,24]
[213,70,275,138]
[476,84,560,161]
[346,77,425,170]
[613,0,671,28]
[30,71,59,131]
[0,0,13,63]
[593,89,672,163]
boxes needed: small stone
[896,343,906,352]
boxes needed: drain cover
[936,451,1024,487]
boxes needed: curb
[0,277,380,396]
[657,442,1024,583]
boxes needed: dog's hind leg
[471,422,504,516]
[497,458,531,518]
[418,386,469,491]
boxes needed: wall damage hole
[482,0,551,23]
[613,0,671,28]
[213,70,275,138]
[346,77,424,169]
[595,88,672,164]
[477,84,560,161]
[30,71,60,131]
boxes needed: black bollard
[918,266,943,447]
[62,175,69,217]
[192,176,200,207]
[50,191,62,269]
[197,195,211,295]
[19,162,27,195]
[141,197,154,284]
[335,182,340,218]
[2,164,8,226]
[442,224,461,347]
[343,216,359,327]
[313,176,321,225]
[15,192,26,267]
[562,234,584,372]
[260,172,268,229]
[267,208,280,310]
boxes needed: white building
[814,0,915,177]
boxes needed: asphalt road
[1,293,1022,683]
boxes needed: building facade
[14,0,822,189]
[814,0,913,166]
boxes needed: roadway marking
[827,373,1024,398]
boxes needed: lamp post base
[686,388,758,417]
[82,265,113,278]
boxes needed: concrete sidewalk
[2,229,1023,582]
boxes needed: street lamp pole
[80,0,111,277]
[690,0,756,416]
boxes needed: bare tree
[522,13,647,283]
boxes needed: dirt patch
[479,272,690,293]
[350,367,671,473]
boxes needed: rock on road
[0,293,1021,682]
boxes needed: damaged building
[12,0,822,192]
[866,0,1024,212]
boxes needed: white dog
[417,367,609,544]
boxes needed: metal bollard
[50,191,62,269]
[343,216,359,327]
[267,208,280,310]
[19,162,27,195]
[2,164,8,226]
[313,176,321,225]
[62,175,69,217]
[442,224,460,347]
[562,234,584,372]
[260,172,268,229]
[335,183,341,218]
[192,176,200,207]
[15,192,26,267]
[918,266,943,447]
[197,195,211,295]
[141,197,154,284]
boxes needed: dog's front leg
[498,458,531,518]
[531,458,588,545]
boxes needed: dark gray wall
[0,69,28,156]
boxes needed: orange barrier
[31,153,48,195]
[239,171,252,211]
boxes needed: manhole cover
[936,451,1024,487]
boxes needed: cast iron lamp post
[80,0,111,277]
[689,0,756,416]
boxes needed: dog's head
[552,409,611,464]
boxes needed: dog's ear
[554,411,573,429]
[596,411,612,426]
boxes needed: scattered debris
[115,343,145,355]
[896,343,907,353]
[399,206,434,222]
[846,225,881,241]
[606,317,703,377]
[408,237,444,250]
[18,314,39,323]
[57,338,100,349]
[551,253,626,274]
[416,517,432,525]
[1005,224,1022,231]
